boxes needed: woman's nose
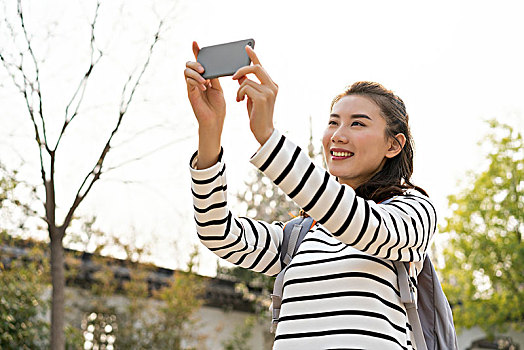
[331,127,348,143]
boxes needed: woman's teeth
[332,151,353,157]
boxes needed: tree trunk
[50,226,65,350]
[47,175,65,350]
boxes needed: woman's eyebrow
[351,114,372,120]
[329,113,372,120]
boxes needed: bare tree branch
[119,19,164,115]
[55,0,103,151]
[101,177,187,220]
[111,123,167,149]
[1,0,52,190]
[17,0,49,152]
[104,135,191,173]
[0,52,48,188]
[61,18,165,233]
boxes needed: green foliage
[0,231,84,350]
[0,169,51,349]
[0,231,49,349]
[68,223,207,349]
[65,324,84,349]
[113,246,207,349]
[0,164,16,205]
[0,162,41,235]
[222,315,256,350]
[0,163,22,232]
[440,120,523,335]
[150,270,206,349]
[217,264,275,298]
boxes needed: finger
[209,77,222,91]
[192,41,200,60]
[186,60,205,74]
[186,77,207,91]
[184,67,206,85]
[238,78,263,94]
[246,96,253,114]
[237,83,262,102]
[245,45,261,66]
[238,76,247,84]
[232,65,273,86]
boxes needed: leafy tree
[0,231,49,349]
[440,120,523,335]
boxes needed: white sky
[1,0,523,276]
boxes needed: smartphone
[197,39,255,80]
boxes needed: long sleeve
[250,129,437,263]
[190,149,284,276]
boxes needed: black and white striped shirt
[190,129,436,350]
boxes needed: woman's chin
[328,168,354,179]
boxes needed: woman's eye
[351,121,364,127]
[328,120,338,126]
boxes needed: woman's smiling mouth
[330,149,354,159]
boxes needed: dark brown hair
[330,81,427,202]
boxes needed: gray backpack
[270,213,459,350]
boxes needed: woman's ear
[385,133,406,158]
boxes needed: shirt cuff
[249,129,282,168]
[189,148,224,180]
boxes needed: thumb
[192,41,200,60]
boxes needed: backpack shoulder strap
[280,216,315,266]
[384,196,427,348]
[394,260,428,350]
[270,216,316,332]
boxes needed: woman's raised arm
[184,41,226,169]
[250,130,437,263]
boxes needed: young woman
[185,42,436,350]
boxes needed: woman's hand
[233,46,277,146]
[185,41,226,129]
[184,41,226,169]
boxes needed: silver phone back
[197,39,255,79]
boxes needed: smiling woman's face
[322,95,397,189]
